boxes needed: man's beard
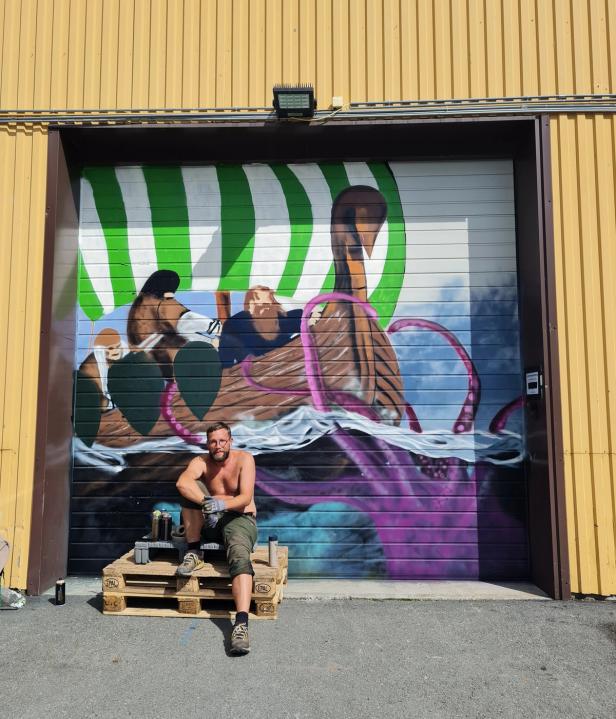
[211,448,230,463]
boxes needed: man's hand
[201,497,226,514]
[201,497,225,529]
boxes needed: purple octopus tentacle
[255,465,373,514]
[329,428,397,499]
[489,395,524,434]
[327,390,423,504]
[325,390,413,488]
[333,416,412,495]
[388,318,481,434]
[160,382,204,445]
[405,404,422,433]
[328,428,436,573]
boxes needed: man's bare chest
[201,461,240,496]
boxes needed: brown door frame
[536,115,570,598]
[28,117,569,596]
[27,131,79,594]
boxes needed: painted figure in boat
[219,285,303,368]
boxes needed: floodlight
[273,84,316,119]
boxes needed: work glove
[201,497,226,529]
[202,497,226,514]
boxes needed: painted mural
[70,160,528,579]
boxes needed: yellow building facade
[1,0,615,596]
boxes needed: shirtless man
[175,421,257,655]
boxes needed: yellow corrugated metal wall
[0,1,615,592]
[551,114,616,596]
[1,0,615,110]
[0,125,47,590]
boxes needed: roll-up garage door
[70,159,528,579]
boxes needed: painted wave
[73,404,524,475]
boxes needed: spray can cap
[269,535,278,542]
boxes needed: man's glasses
[208,438,230,447]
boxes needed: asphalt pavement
[1,594,615,718]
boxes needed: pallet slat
[100,603,272,620]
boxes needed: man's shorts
[180,480,257,578]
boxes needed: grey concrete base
[43,576,549,600]
[283,579,549,600]
[42,577,101,597]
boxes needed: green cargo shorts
[180,480,257,578]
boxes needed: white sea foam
[73,405,524,475]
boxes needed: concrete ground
[41,576,551,600]
[1,590,615,718]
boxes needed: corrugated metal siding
[1,0,615,110]
[550,113,616,596]
[0,1,614,592]
[0,126,47,590]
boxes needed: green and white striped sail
[78,162,406,326]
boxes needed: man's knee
[226,535,254,578]
[222,514,257,577]
[228,558,254,578]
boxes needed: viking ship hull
[94,307,405,449]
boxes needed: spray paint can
[55,579,66,606]
[151,510,161,541]
[268,535,278,568]
[160,512,172,541]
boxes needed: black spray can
[160,512,172,541]
[151,510,161,541]
[55,579,65,606]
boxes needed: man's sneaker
[230,623,250,655]
[176,551,205,576]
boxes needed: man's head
[244,285,279,314]
[139,269,181,299]
[205,421,232,463]
[94,328,122,362]
[244,285,285,341]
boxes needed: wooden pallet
[102,545,288,619]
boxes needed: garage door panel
[283,559,528,580]
[390,159,513,176]
[69,159,528,580]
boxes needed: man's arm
[176,457,207,504]
[220,453,255,512]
